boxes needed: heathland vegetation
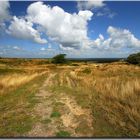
[0,54,140,137]
[126,52,140,65]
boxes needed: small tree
[126,52,140,65]
[52,54,67,64]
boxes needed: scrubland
[0,58,140,137]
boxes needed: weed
[56,130,71,137]
[50,111,61,118]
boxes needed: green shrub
[126,52,140,65]
[56,130,71,137]
[52,54,67,64]
[50,111,61,118]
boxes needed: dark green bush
[126,52,140,65]
[52,54,67,64]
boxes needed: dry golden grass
[94,77,140,98]
[54,62,140,136]
[69,63,140,136]
[0,58,140,136]
[0,72,47,95]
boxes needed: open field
[0,58,140,137]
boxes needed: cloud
[96,7,116,18]
[48,44,52,49]
[91,26,140,51]
[59,44,75,51]
[58,26,140,57]
[77,1,116,19]
[1,1,140,58]
[13,46,20,50]
[40,47,46,51]
[0,0,10,35]
[27,1,93,49]
[0,0,10,23]
[0,45,23,57]
[77,0,105,10]
[107,26,140,48]
[7,16,47,44]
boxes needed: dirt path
[26,72,94,137]
[27,73,56,137]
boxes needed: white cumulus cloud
[77,1,116,19]
[2,1,140,57]
[7,16,47,44]
[27,1,93,49]
[0,0,10,23]
[0,0,11,34]
[77,0,105,10]
[91,26,140,51]
[107,26,140,48]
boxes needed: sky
[0,0,140,58]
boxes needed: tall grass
[0,72,46,95]
[55,63,140,136]
[73,64,140,136]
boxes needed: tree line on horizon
[0,52,140,65]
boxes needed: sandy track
[27,73,56,137]
[26,71,94,137]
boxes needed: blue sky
[0,1,140,58]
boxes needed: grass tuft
[50,111,61,118]
[56,130,71,137]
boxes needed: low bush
[52,54,67,64]
[126,52,140,65]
